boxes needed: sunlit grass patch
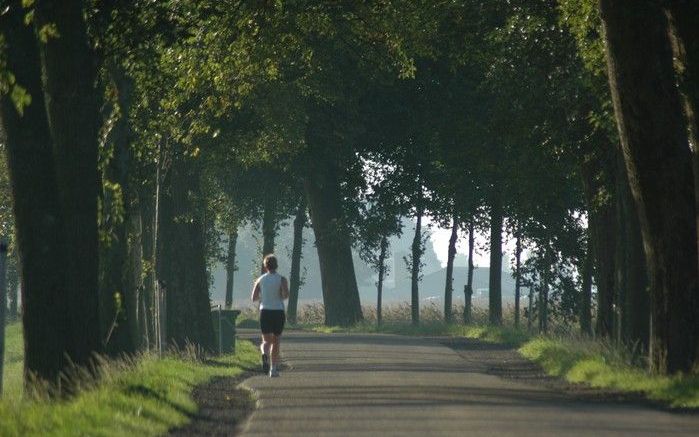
[3,322,24,399]
[0,335,258,436]
[307,320,531,346]
[520,337,699,408]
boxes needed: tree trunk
[100,78,139,355]
[7,254,19,322]
[225,229,238,309]
[463,220,475,324]
[410,204,424,326]
[0,2,101,385]
[304,168,363,326]
[665,2,699,276]
[527,285,534,331]
[580,237,593,336]
[514,231,522,328]
[157,155,215,350]
[538,272,549,334]
[261,195,276,272]
[287,199,306,324]
[33,0,102,364]
[600,0,698,373]
[617,159,650,349]
[377,236,388,328]
[128,204,145,350]
[593,201,616,339]
[139,182,157,346]
[488,196,503,326]
[579,140,617,339]
[613,165,626,344]
[444,214,458,323]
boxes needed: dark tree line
[0,0,697,391]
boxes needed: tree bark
[139,182,157,346]
[7,254,19,322]
[463,220,475,324]
[593,200,616,339]
[100,75,139,355]
[304,168,363,326]
[128,204,145,350]
[444,214,458,323]
[157,155,215,350]
[33,0,102,363]
[410,204,424,326]
[377,236,388,327]
[514,231,522,328]
[224,229,238,310]
[261,195,276,272]
[287,198,306,324]
[580,237,593,336]
[538,270,549,334]
[578,139,617,339]
[600,0,698,373]
[665,2,699,276]
[617,159,650,348]
[0,1,101,385]
[488,196,503,326]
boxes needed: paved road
[238,332,698,436]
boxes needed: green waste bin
[212,309,240,354]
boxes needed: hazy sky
[425,217,519,269]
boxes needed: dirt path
[167,368,256,437]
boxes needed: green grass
[520,337,699,408]
[305,321,530,346]
[3,322,24,399]
[0,323,258,436]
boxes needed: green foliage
[0,335,258,436]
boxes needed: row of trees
[0,0,697,391]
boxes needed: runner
[251,254,289,377]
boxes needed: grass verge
[304,321,530,346]
[3,322,24,399]
[0,327,258,437]
[520,337,699,408]
[305,320,699,409]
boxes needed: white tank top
[258,272,285,310]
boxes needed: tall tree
[513,229,523,328]
[443,213,459,323]
[287,197,306,324]
[463,220,475,324]
[599,0,699,373]
[224,227,238,309]
[488,194,503,325]
[0,0,102,386]
[157,152,215,350]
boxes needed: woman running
[251,254,289,377]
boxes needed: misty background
[210,217,519,309]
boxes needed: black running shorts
[260,309,285,335]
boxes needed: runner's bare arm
[280,277,290,299]
[251,280,261,302]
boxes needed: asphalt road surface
[237,331,698,436]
